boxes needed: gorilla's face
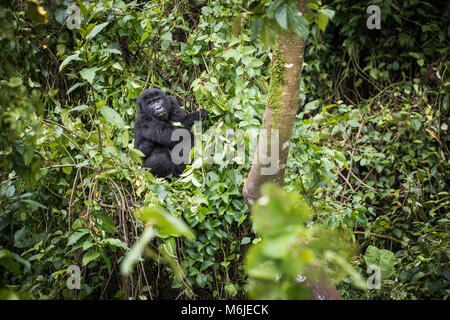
[138,88,171,121]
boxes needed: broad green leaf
[136,206,194,239]
[267,0,284,19]
[82,250,100,266]
[307,3,319,11]
[112,62,123,71]
[104,238,129,250]
[200,261,214,271]
[364,245,396,279]
[317,13,329,32]
[161,32,172,41]
[286,3,309,39]
[304,99,320,112]
[21,199,47,210]
[86,22,110,40]
[59,53,82,72]
[68,229,90,246]
[130,147,145,163]
[319,8,335,20]
[275,4,289,29]
[369,68,378,80]
[80,67,99,84]
[99,105,125,128]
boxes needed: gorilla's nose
[155,105,163,112]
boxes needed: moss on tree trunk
[242,0,343,300]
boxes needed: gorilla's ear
[168,96,187,122]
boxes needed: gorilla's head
[138,88,171,121]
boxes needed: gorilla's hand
[180,108,208,130]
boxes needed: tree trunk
[242,0,343,300]
[243,14,304,208]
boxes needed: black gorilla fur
[134,88,207,177]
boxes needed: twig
[230,0,253,14]
[346,122,364,182]
[350,170,376,190]
[0,164,93,186]
[338,171,354,192]
[354,231,407,245]
[68,167,81,231]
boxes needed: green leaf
[289,15,309,39]
[196,273,207,286]
[200,261,214,271]
[21,199,47,210]
[112,62,123,71]
[86,22,110,40]
[82,240,94,251]
[104,238,129,250]
[67,82,85,94]
[319,8,335,20]
[130,147,145,163]
[304,99,320,112]
[80,67,99,84]
[364,245,396,279]
[317,13,329,32]
[410,117,422,131]
[69,105,88,112]
[307,3,319,11]
[161,32,172,41]
[99,48,122,55]
[369,68,378,80]
[120,228,154,275]
[4,185,15,198]
[68,229,90,246]
[59,53,82,72]
[82,250,100,266]
[136,206,194,239]
[275,4,289,30]
[8,77,23,87]
[99,106,125,128]
[267,0,284,19]
[62,166,72,175]
[100,248,112,274]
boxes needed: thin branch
[354,231,407,245]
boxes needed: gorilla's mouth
[156,112,166,118]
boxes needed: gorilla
[134,88,207,177]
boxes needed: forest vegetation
[0,0,449,300]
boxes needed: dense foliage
[0,0,448,300]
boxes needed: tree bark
[242,0,343,300]
[242,32,304,208]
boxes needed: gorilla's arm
[179,109,208,130]
[168,96,187,122]
[140,120,186,149]
[134,113,167,155]
[137,140,155,157]
[167,95,208,130]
